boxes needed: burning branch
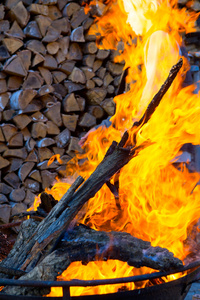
[119,58,183,147]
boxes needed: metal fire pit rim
[0,260,200,288]
[1,260,200,300]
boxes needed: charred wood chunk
[59,225,183,271]
[39,192,58,214]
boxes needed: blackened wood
[20,142,144,271]
[116,67,129,95]
[0,266,26,277]
[133,58,183,129]
[1,224,183,296]
[39,192,58,214]
[60,225,183,271]
[0,218,39,279]
[0,177,84,273]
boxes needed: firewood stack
[0,0,125,222]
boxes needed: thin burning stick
[133,58,183,128]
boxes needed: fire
[45,0,200,296]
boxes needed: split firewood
[3,172,20,189]
[29,170,42,183]
[88,105,105,119]
[10,2,30,27]
[101,98,116,115]
[86,79,95,89]
[62,114,79,132]
[24,21,42,39]
[18,162,35,182]
[7,132,24,147]
[32,53,45,67]
[0,157,10,169]
[86,87,107,104]
[1,222,183,296]
[3,55,27,77]
[9,188,26,202]
[9,89,37,110]
[78,112,96,127]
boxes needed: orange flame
[46,0,200,296]
[47,154,63,166]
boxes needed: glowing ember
[44,0,200,296]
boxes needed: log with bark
[0,59,183,294]
[1,221,183,296]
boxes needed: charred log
[2,223,183,296]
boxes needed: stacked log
[0,0,125,222]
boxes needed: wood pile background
[0,0,200,224]
[0,0,126,223]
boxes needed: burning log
[0,59,183,289]
[1,221,182,296]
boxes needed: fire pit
[0,261,200,300]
